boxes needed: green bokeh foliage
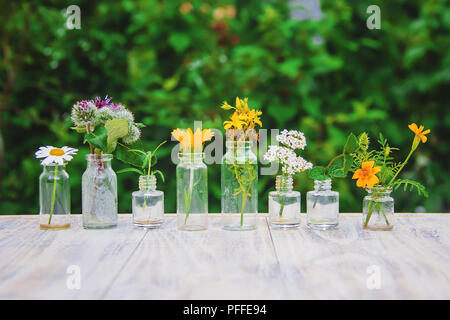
[0,0,448,214]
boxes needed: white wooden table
[0,214,449,299]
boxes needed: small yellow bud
[385,147,390,156]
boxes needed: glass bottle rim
[178,152,204,158]
[225,140,255,148]
[366,185,393,193]
[85,153,113,161]
[42,163,67,168]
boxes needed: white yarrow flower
[264,129,313,175]
[276,129,307,150]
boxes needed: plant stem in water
[184,167,194,224]
[48,164,58,224]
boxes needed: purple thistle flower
[76,100,92,109]
[93,95,113,109]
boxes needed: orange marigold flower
[408,123,430,143]
[352,161,381,188]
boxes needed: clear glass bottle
[221,140,258,231]
[39,164,71,230]
[82,154,118,229]
[176,152,208,231]
[307,179,339,230]
[363,186,394,231]
[132,175,164,228]
[269,175,300,228]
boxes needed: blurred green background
[0,0,448,214]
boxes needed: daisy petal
[55,157,64,166]
[62,155,73,162]
[41,157,54,166]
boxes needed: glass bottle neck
[86,154,113,168]
[178,152,204,165]
[225,141,256,161]
[225,140,255,151]
[314,179,332,192]
[43,165,66,174]
[139,175,157,191]
[276,175,293,192]
[367,186,392,197]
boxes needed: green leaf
[328,157,346,178]
[105,119,129,153]
[378,167,393,184]
[330,169,346,178]
[343,133,359,154]
[84,126,108,152]
[71,126,86,133]
[343,154,353,174]
[115,143,146,167]
[127,148,147,156]
[392,179,428,197]
[117,167,144,175]
[309,166,330,181]
[152,169,165,183]
[135,122,146,128]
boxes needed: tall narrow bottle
[176,152,208,231]
[221,141,258,231]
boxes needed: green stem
[277,174,287,217]
[388,148,414,187]
[364,199,375,227]
[378,203,390,226]
[48,164,58,225]
[184,166,194,224]
[364,199,390,227]
[325,154,344,173]
[240,193,247,227]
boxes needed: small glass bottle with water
[307,179,339,230]
[132,174,164,228]
[269,175,301,228]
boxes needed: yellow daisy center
[49,148,65,156]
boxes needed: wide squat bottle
[269,175,300,228]
[132,174,164,228]
[307,179,339,230]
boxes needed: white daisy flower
[35,146,78,166]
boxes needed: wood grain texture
[0,213,448,299]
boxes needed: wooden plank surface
[0,214,448,299]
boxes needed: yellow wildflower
[171,128,214,152]
[223,112,245,130]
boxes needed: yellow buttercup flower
[224,112,245,130]
[221,96,263,131]
[352,161,381,188]
[246,109,262,128]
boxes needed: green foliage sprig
[117,140,166,182]
[309,133,359,181]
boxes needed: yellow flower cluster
[221,97,262,131]
[171,128,214,153]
